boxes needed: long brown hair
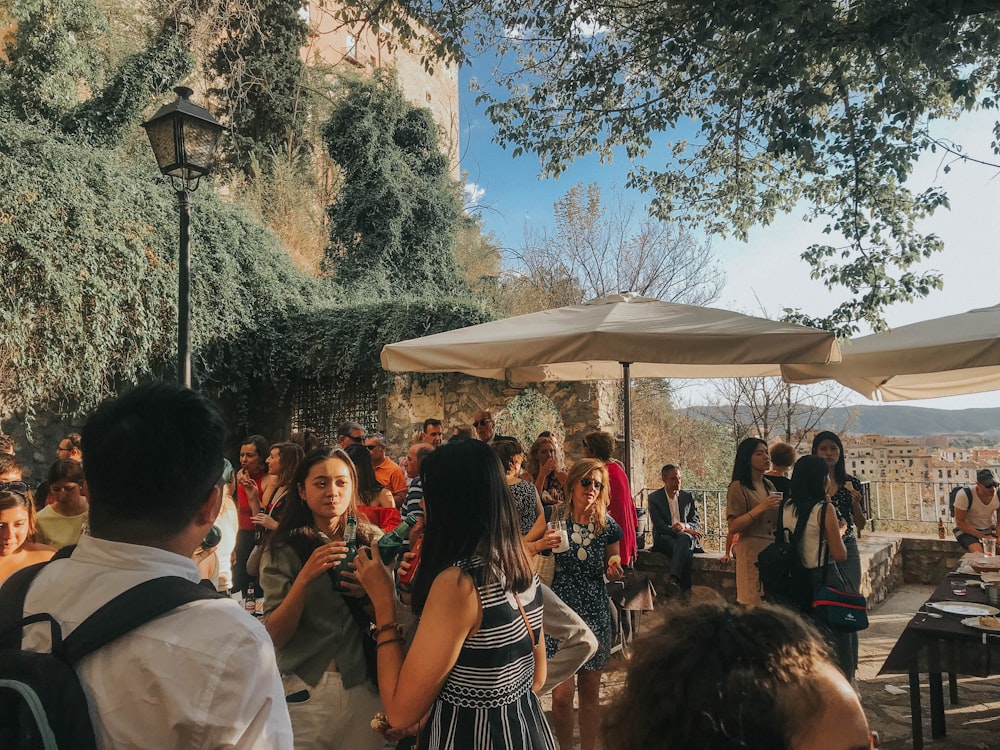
[268,447,378,549]
[270,442,304,492]
[525,436,560,479]
[562,459,611,532]
[411,440,532,615]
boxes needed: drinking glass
[984,537,996,557]
[549,518,570,553]
[951,580,967,597]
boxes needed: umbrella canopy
[781,303,1000,401]
[382,293,841,476]
[382,293,841,381]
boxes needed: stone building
[303,2,460,179]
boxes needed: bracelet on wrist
[371,622,404,640]
[376,637,405,650]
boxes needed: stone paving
[542,583,1000,749]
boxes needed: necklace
[570,520,597,560]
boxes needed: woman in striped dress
[354,439,555,749]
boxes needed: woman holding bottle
[260,447,384,750]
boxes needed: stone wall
[899,535,965,584]
[1,408,83,484]
[383,373,626,460]
[637,532,941,610]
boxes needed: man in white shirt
[21,381,293,749]
[953,468,1000,552]
[648,464,704,598]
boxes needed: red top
[358,505,403,534]
[236,471,265,531]
[606,460,638,565]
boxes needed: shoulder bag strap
[60,576,223,663]
[515,591,540,647]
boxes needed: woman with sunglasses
[0,490,55,584]
[548,458,624,750]
[581,431,637,567]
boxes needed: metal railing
[636,481,973,551]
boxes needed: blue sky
[457,59,1000,412]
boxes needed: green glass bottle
[377,513,420,564]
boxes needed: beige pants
[735,536,771,606]
[283,672,387,750]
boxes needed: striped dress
[419,557,556,750]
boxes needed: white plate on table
[927,601,1000,616]
[961,616,1000,632]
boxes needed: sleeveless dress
[420,557,556,750]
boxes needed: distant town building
[839,433,1000,522]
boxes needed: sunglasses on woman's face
[579,477,604,491]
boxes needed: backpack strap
[58,576,224,664]
[0,561,56,649]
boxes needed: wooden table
[879,575,1000,749]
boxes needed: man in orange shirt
[365,433,407,504]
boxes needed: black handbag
[811,513,868,633]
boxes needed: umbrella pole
[621,361,632,481]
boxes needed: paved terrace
[542,534,1000,748]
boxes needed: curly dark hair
[602,603,837,749]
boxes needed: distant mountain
[685,404,1000,438]
[834,405,1000,436]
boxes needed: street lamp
[142,86,225,386]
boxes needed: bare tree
[502,182,723,314]
[698,378,855,452]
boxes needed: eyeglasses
[365,444,382,451]
[579,478,604,491]
[472,420,492,428]
[0,481,28,495]
[350,436,364,443]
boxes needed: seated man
[953,468,999,552]
[648,464,704,597]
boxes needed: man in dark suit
[648,464,704,597]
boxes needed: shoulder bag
[811,507,869,633]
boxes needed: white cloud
[463,181,486,209]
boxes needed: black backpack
[949,486,972,518]
[756,499,825,612]
[0,552,223,750]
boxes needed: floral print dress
[545,515,623,670]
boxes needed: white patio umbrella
[382,293,841,475]
[781,303,1000,401]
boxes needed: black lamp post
[141,86,224,387]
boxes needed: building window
[346,33,358,60]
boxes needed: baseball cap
[977,469,998,488]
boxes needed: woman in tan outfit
[726,438,780,605]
